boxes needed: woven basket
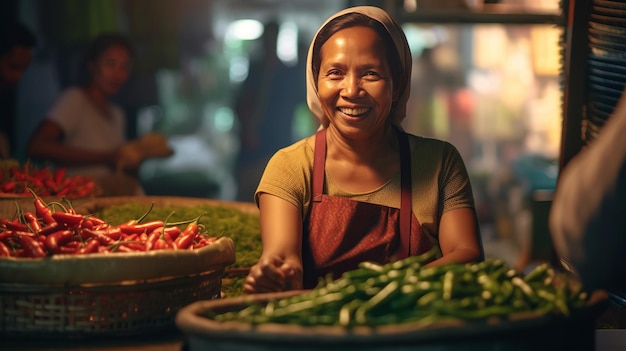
[1,269,223,339]
[0,196,248,339]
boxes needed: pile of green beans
[212,249,590,326]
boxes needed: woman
[27,33,166,196]
[244,6,483,293]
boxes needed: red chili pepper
[81,216,110,231]
[0,218,29,232]
[104,226,122,240]
[56,187,70,196]
[122,219,137,226]
[0,230,15,241]
[53,168,66,185]
[44,179,58,190]
[37,222,61,236]
[26,188,56,225]
[85,216,107,227]
[29,177,44,189]
[80,228,120,245]
[1,181,16,193]
[0,242,12,256]
[144,228,162,251]
[44,229,74,253]
[58,241,80,254]
[81,218,96,230]
[182,222,199,237]
[123,233,138,241]
[117,220,164,235]
[97,246,111,254]
[164,226,181,240]
[175,233,195,250]
[18,234,46,257]
[52,211,83,228]
[23,212,42,233]
[115,245,136,253]
[152,237,170,250]
[174,222,199,249]
[76,239,99,255]
[120,242,146,252]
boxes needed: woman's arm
[429,207,484,266]
[243,193,304,293]
[26,119,118,168]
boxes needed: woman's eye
[365,71,380,77]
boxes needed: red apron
[302,128,433,288]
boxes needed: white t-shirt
[47,87,126,178]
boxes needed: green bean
[524,263,552,283]
[355,280,400,324]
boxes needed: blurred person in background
[0,21,36,159]
[234,20,306,202]
[550,87,626,292]
[26,32,172,196]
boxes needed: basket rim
[0,236,235,285]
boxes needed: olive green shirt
[255,134,475,243]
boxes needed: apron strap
[398,130,412,258]
[312,128,326,202]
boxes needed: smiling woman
[243,6,484,294]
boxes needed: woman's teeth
[339,107,369,116]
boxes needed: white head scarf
[305,6,412,128]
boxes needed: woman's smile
[337,106,371,117]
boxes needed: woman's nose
[341,75,362,98]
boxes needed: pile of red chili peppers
[0,193,217,258]
[1,161,96,198]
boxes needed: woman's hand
[243,255,303,293]
[245,193,305,294]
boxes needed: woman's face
[89,45,132,96]
[317,26,395,139]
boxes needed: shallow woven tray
[176,290,609,351]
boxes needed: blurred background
[4,0,565,269]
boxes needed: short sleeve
[254,140,313,217]
[440,142,475,212]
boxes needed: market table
[5,327,624,351]
[2,330,185,351]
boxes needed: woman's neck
[323,124,401,193]
[326,125,398,165]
